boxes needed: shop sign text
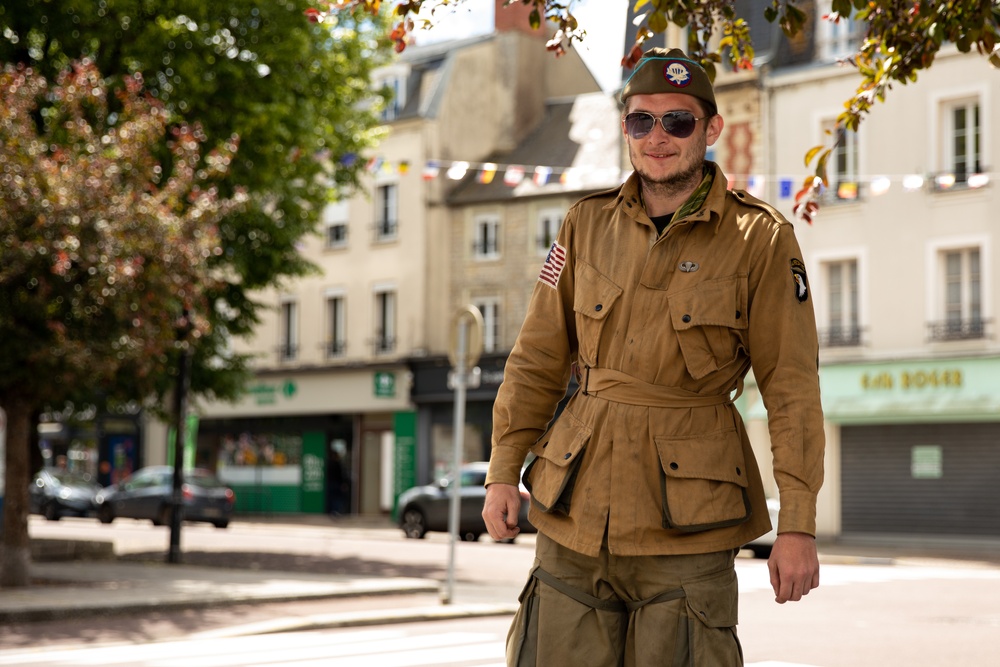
[860,369,963,391]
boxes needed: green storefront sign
[300,432,326,513]
[393,412,417,518]
[374,371,396,397]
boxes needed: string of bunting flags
[344,153,993,218]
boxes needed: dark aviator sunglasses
[623,111,707,140]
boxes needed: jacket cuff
[485,446,527,487]
[776,489,818,536]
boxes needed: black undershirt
[650,213,674,236]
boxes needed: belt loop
[582,365,591,395]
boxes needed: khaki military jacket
[486,164,825,558]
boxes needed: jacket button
[564,453,572,460]
[682,314,691,323]
[669,462,679,470]
[595,304,603,312]
[735,467,742,476]
[735,310,742,319]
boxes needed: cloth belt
[581,367,742,407]
[532,567,686,613]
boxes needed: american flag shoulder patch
[538,242,567,289]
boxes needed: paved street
[10,515,1000,666]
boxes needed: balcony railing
[276,343,298,362]
[325,340,346,358]
[926,318,989,342]
[818,325,863,348]
[373,335,396,355]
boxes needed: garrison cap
[619,48,717,117]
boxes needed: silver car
[96,466,235,529]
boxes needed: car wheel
[43,502,61,521]
[97,504,115,524]
[212,519,230,529]
[401,508,427,539]
[460,531,481,542]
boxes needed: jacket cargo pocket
[682,566,744,666]
[523,409,591,514]
[654,428,751,532]
[573,260,622,366]
[668,274,748,380]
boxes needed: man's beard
[631,131,707,200]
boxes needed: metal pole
[442,317,468,605]
[167,323,192,564]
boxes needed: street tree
[321,0,999,180]
[0,60,247,587]
[0,1,393,421]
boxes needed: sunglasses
[622,111,707,139]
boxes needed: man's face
[622,93,723,191]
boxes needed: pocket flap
[532,410,591,468]
[683,568,739,628]
[654,429,749,487]
[668,275,747,330]
[573,260,622,321]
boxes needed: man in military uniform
[483,47,826,666]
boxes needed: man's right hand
[482,483,522,541]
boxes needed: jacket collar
[606,162,731,234]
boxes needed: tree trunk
[1,398,34,588]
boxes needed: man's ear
[706,115,724,147]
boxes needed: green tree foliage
[0,0,393,405]
[0,60,245,587]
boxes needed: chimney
[494,0,543,36]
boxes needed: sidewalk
[0,558,519,629]
[4,524,998,633]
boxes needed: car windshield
[187,471,226,488]
[46,469,96,487]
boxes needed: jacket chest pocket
[668,274,748,380]
[523,409,591,515]
[572,261,622,367]
[654,428,751,532]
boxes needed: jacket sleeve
[485,211,579,487]
[747,221,826,536]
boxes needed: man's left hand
[767,532,820,604]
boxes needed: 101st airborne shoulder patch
[790,258,809,302]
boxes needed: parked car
[95,466,235,529]
[397,462,535,542]
[743,497,780,558]
[29,468,101,520]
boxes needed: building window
[325,293,346,358]
[938,100,982,188]
[375,183,398,242]
[379,75,404,122]
[821,120,860,202]
[819,259,860,347]
[323,201,349,249]
[279,298,298,361]
[474,298,501,353]
[473,215,500,259]
[374,289,396,354]
[929,247,984,341]
[537,209,562,254]
[816,0,862,61]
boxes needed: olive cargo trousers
[507,534,743,667]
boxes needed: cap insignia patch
[663,61,693,88]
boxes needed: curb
[189,603,521,639]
